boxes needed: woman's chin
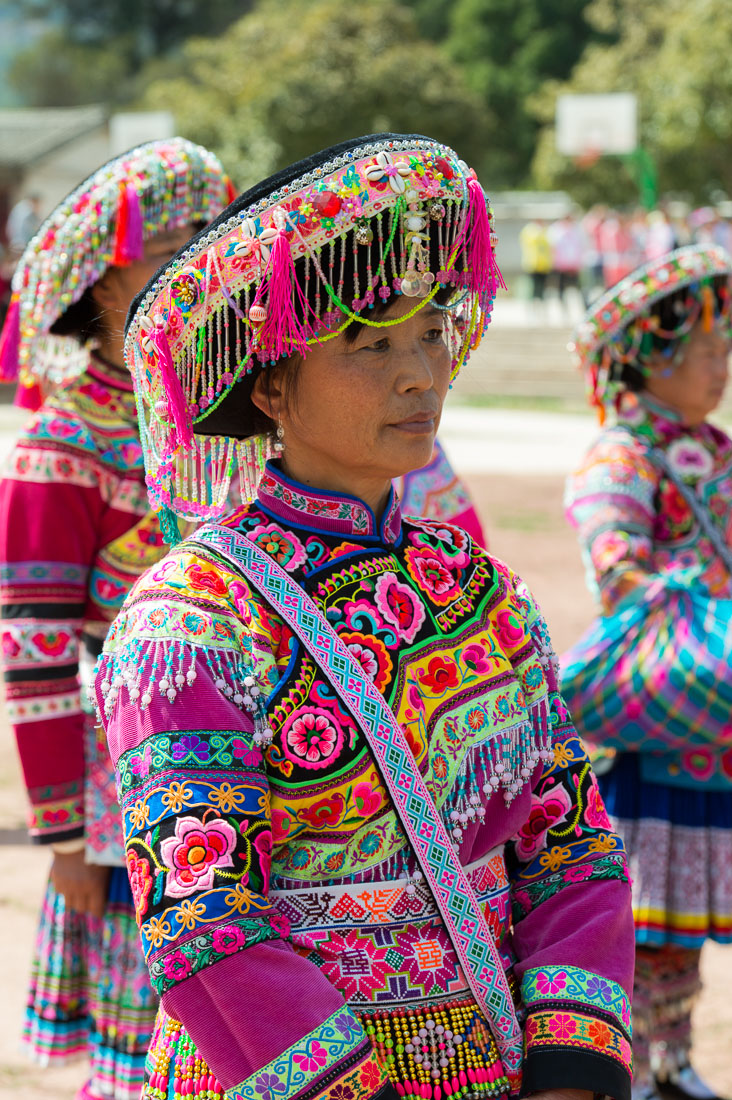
[385,434,436,476]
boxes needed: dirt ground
[1,470,731,1099]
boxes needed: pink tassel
[112,183,144,266]
[466,177,506,304]
[253,226,313,360]
[0,294,20,382]
[14,377,43,411]
[149,325,193,450]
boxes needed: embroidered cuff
[520,966,632,1099]
[521,965,631,1037]
[28,784,84,843]
[224,1005,388,1100]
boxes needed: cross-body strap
[191,523,523,1083]
[649,446,732,574]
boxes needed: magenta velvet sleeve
[0,442,101,841]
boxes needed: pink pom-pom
[112,183,144,266]
[0,294,20,382]
[149,325,193,450]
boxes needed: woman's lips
[389,414,437,434]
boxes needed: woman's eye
[361,338,389,353]
[424,328,444,342]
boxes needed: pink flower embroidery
[162,950,191,982]
[462,643,492,675]
[374,572,425,643]
[584,773,612,830]
[212,924,247,955]
[159,816,237,898]
[126,849,153,925]
[405,547,461,606]
[514,783,572,861]
[250,523,307,571]
[293,1041,328,1073]
[535,969,568,996]
[340,631,393,691]
[548,1012,579,1041]
[352,781,383,818]
[494,608,525,649]
[283,708,343,769]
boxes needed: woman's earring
[273,416,284,455]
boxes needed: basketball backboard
[555,93,637,157]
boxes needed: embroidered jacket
[564,393,732,787]
[566,393,732,611]
[96,464,634,1100]
[0,355,168,857]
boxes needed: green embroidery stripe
[511,852,628,920]
[150,916,282,994]
[227,1004,368,1100]
[522,966,631,1037]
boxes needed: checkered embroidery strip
[193,524,523,1071]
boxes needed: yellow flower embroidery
[209,782,246,813]
[539,846,573,873]
[224,883,256,914]
[144,915,172,948]
[588,833,618,854]
[552,742,577,769]
[174,898,207,930]
[161,782,194,813]
[129,799,150,829]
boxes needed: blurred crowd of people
[519,203,732,307]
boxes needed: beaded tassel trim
[125,137,503,521]
[95,639,274,748]
[360,997,512,1100]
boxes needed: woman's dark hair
[49,285,105,344]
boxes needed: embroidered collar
[256,461,402,544]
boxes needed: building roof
[0,105,105,170]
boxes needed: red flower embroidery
[418,655,460,694]
[299,793,345,829]
[185,562,229,597]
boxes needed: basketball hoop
[556,94,637,160]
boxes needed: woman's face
[253,295,452,506]
[645,320,730,425]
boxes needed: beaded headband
[569,244,732,417]
[0,137,234,399]
[124,133,503,531]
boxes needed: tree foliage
[532,0,732,205]
[439,0,600,187]
[6,0,250,106]
[139,0,493,191]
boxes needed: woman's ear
[251,365,286,422]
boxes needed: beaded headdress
[569,243,732,419]
[0,137,235,403]
[123,133,503,533]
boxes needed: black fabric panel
[520,1048,630,1100]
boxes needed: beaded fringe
[95,639,274,747]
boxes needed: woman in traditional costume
[562,245,732,1100]
[0,138,232,1100]
[96,134,634,1100]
